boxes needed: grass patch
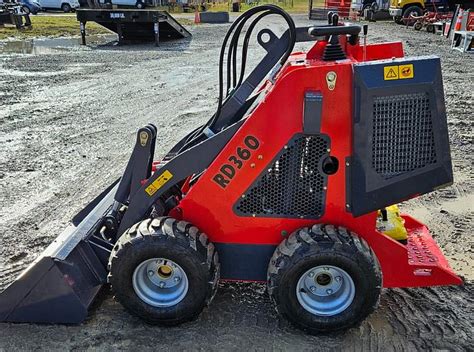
[207,0,314,14]
[0,15,111,40]
[174,18,196,26]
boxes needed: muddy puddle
[0,35,116,54]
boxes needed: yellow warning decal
[399,64,414,79]
[145,170,173,196]
[384,64,414,80]
[384,66,399,80]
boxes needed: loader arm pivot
[116,120,244,235]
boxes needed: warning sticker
[399,64,414,79]
[145,170,173,196]
[384,66,399,80]
[384,64,414,80]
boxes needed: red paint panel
[173,40,461,288]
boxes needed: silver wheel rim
[132,258,188,307]
[296,265,355,316]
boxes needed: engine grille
[235,135,328,219]
[372,93,437,179]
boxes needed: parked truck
[390,0,474,23]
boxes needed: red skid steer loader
[0,5,462,333]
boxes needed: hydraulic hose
[212,4,296,129]
[179,5,296,152]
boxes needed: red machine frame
[171,39,461,289]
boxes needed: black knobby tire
[267,224,382,333]
[414,21,423,30]
[403,5,423,20]
[108,217,219,325]
[426,24,435,33]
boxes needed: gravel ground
[0,14,473,351]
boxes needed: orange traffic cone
[454,8,464,31]
[194,8,200,24]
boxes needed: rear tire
[108,217,219,325]
[267,224,382,333]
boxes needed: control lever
[363,24,368,61]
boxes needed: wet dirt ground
[0,15,473,351]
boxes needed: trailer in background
[0,2,31,29]
[76,8,191,46]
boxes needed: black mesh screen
[372,93,437,179]
[235,135,328,219]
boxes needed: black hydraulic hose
[237,11,271,88]
[211,4,296,130]
[178,5,296,152]
[185,10,254,150]
[227,18,248,94]
[231,31,238,89]
[228,11,272,94]
[227,9,268,95]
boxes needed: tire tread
[267,224,382,333]
[108,217,219,325]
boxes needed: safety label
[145,170,173,196]
[399,64,414,79]
[384,64,414,80]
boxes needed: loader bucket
[0,183,118,324]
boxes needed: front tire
[267,224,382,333]
[108,217,219,325]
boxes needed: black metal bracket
[114,124,157,205]
[117,120,244,235]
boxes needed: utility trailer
[0,2,31,29]
[76,9,191,46]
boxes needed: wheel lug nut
[148,270,154,276]
[174,276,181,283]
[159,281,166,288]
[309,272,315,278]
[335,276,342,282]
[310,286,316,292]
[326,289,333,294]
[324,267,329,271]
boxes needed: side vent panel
[235,134,329,219]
